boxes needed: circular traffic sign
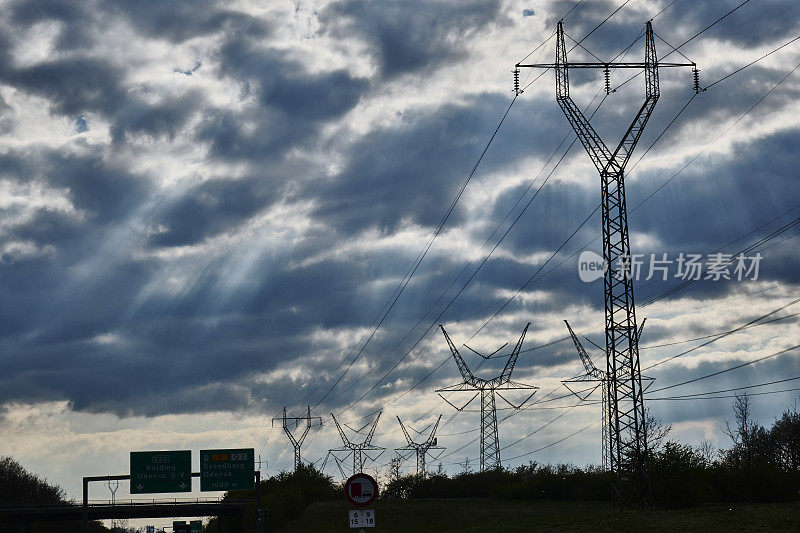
[344,473,378,507]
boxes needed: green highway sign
[130,450,191,494]
[190,520,203,532]
[200,448,254,491]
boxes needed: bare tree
[644,407,672,453]
[724,392,756,449]
[698,440,716,465]
[458,457,473,475]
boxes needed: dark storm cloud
[147,176,277,248]
[321,0,507,79]
[43,151,150,223]
[309,93,566,233]
[0,0,797,426]
[106,0,269,43]
[632,126,800,269]
[0,238,460,415]
[8,0,270,50]
[545,0,799,65]
[2,55,205,144]
[8,57,126,116]
[8,0,95,50]
[216,37,368,120]
[110,90,202,143]
[663,0,800,50]
[646,342,800,421]
[2,0,256,144]
[196,36,368,161]
[0,148,148,231]
[9,0,85,24]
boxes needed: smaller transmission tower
[436,324,538,472]
[395,415,445,476]
[106,479,120,530]
[272,406,322,471]
[561,320,648,471]
[327,411,385,476]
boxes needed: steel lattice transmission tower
[395,415,445,476]
[326,411,384,476]
[436,324,538,472]
[520,21,696,508]
[561,320,610,471]
[561,320,647,471]
[272,406,322,471]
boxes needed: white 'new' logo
[578,250,605,283]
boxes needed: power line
[640,311,800,350]
[650,386,800,401]
[318,60,798,455]
[334,0,664,422]
[342,56,800,443]
[516,0,587,65]
[303,4,796,466]
[471,15,800,342]
[643,295,800,371]
[703,35,800,91]
[419,292,800,466]
[505,420,600,462]
[647,375,800,400]
[570,0,634,50]
[650,344,800,394]
[309,95,519,409]
[427,18,800,472]
[305,0,612,418]
[613,0,754,92]
[324,92,610,417]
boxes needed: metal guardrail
[85,497,225,506]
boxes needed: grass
[274,499,800,532]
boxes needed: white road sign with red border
[344,473,378,507]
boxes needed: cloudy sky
[1,0,799,509]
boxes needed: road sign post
[200,448,255,491]
[130,451,192,494]
[344,473,378,531]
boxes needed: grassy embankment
[275,498,800,532]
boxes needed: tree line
[384,394,800,507]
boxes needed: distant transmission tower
[272,406,322,471]
[106,479,119,529]
[437,324,537,472]
[520,21,697,508]
[395,415,445,477]
[326,411,384,476]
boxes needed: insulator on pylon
[604,66,611,95]
[513,68,521,95]
[693,66,701,94]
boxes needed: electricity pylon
[520,21,696,508]
[326,411,384,476]
[272,406,322,471]
[562,319,647,471]
[436,324,538,472]
[395,415,445,477]
[561,320,609,470]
